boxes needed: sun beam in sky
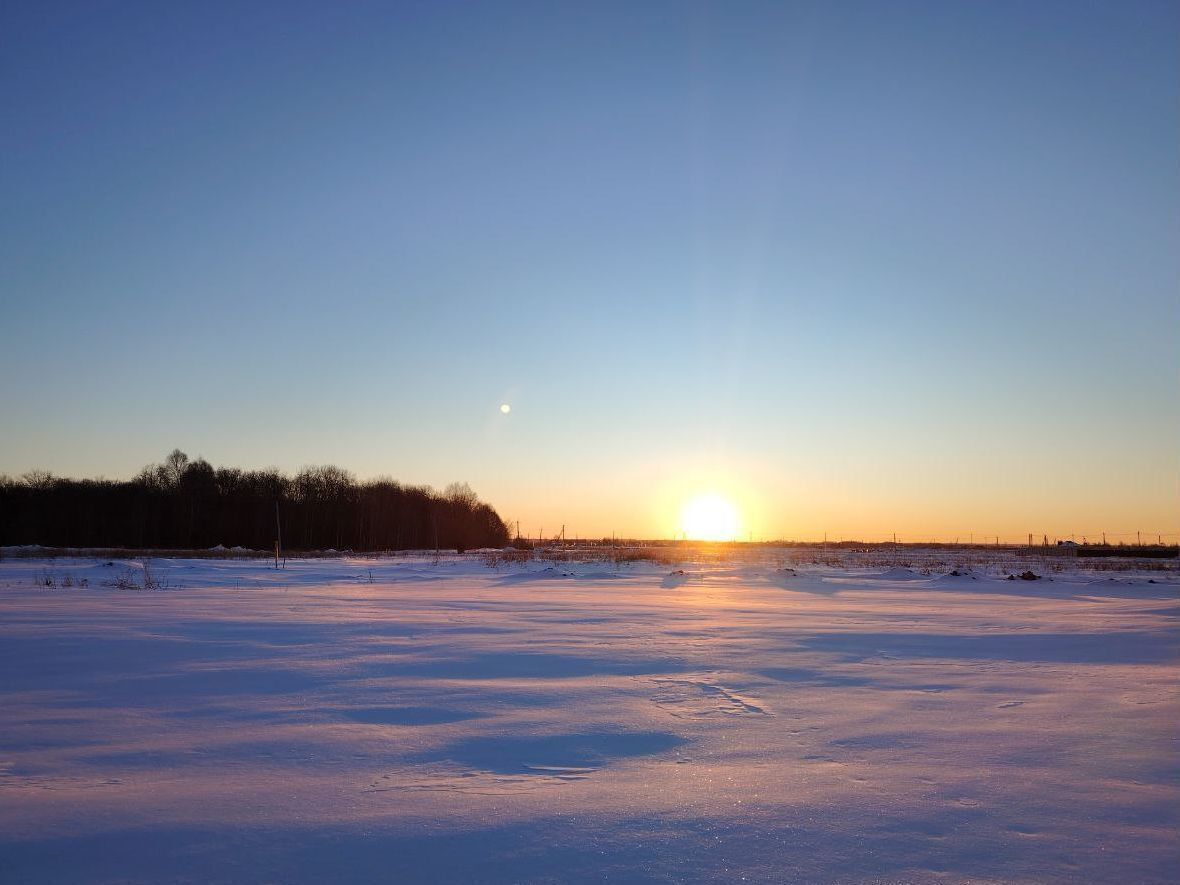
[680,493,742,542]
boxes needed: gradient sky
[2,1,1177,542]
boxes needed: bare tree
[21,470,55,491]
[444,482,478,510]
[163,449,190,487]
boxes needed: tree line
[0,450,509,552]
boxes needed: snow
[1,553,1177,883]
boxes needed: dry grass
[8,543,1176,577]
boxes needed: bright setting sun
[680,493,742,541]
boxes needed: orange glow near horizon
[680,493,742,541]
[485,455,1176,544]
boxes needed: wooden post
[275,502,283,569]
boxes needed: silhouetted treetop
[0,450,509,552]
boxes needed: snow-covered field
[1,554,1177,883]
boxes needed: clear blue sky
[2,1,1177,540]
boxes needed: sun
[680,493,741,541]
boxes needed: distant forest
[0,450,510,552]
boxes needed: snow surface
[1,555,1177,883]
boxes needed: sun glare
[681,493,741,541]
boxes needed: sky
[2,0,1177,542]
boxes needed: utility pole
[275,501,282,570]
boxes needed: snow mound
[1087,577,1168,587]
[871,567,925,581]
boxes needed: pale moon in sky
[500,404,511,414]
